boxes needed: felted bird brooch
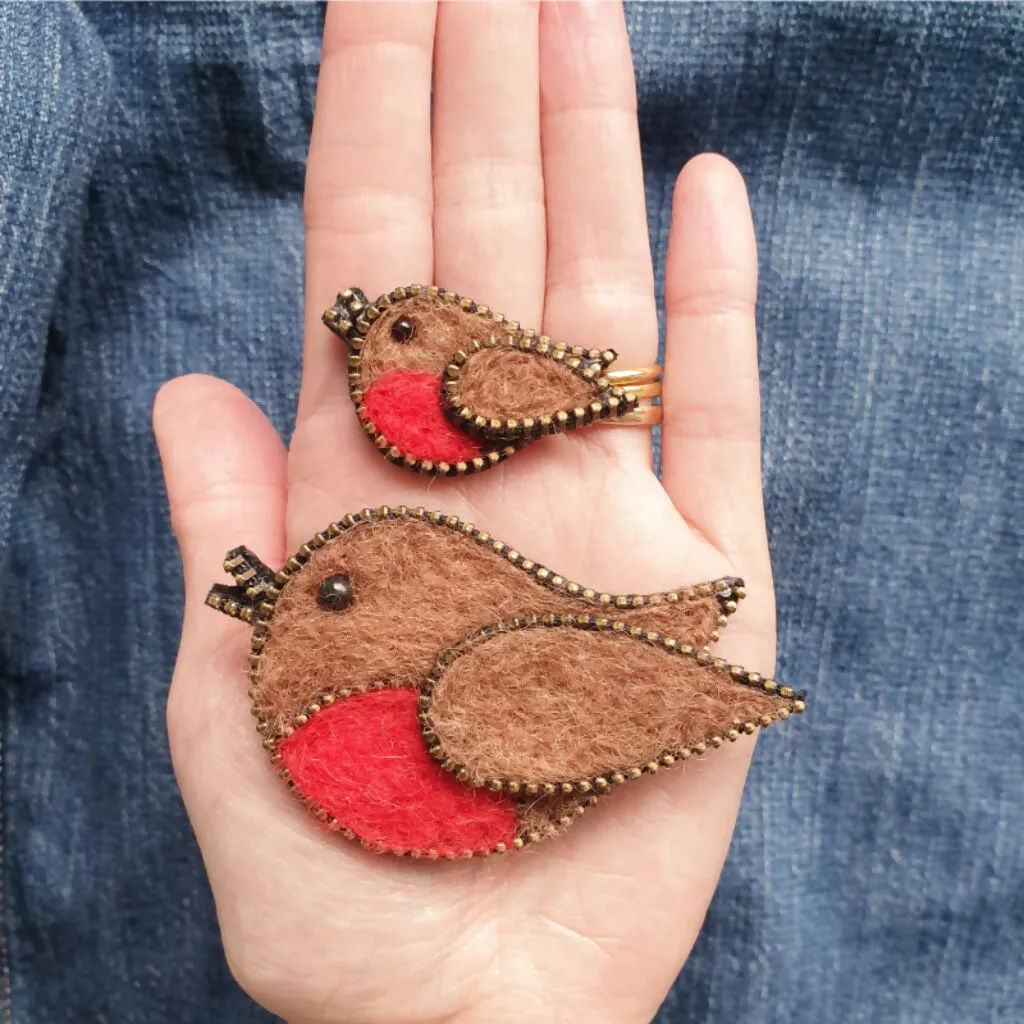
[207,506,804,859]
[322,284,660,475]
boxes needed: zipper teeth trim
[417,615,805,795]
[325,283,611,359]
[353,406,521,477]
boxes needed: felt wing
[441,340,639,442]
[419,617,802,792]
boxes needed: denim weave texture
[0,3,1020,1022]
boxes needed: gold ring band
[618,381,662,400]
[604,364,662,386]
[602,365,663,426]
[604,403,662,427]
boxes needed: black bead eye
[391,317,415,343]
[318,574,353,611]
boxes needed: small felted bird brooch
[207,506,804,859]
[322,285,661,475]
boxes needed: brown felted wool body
[421,622,791,788]
[251,514,730,736]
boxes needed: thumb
[154,374,287,665]
[153,374,287,807]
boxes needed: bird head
[323,284,496,393]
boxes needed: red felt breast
[276,688,517,856]
[361,370,483,464]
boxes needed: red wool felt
[362,370,482,464]
[277,688,517,855]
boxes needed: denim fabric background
[0,2,1020,1022]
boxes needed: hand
[154,3,772,1022]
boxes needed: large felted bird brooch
[322,284,658,475]
[207,506,804,859]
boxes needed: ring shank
[605,404,662,427]
[605,364,662,386]
[605,364,662,426]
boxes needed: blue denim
[0,3,1020,1023]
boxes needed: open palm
[153,4,774,1023]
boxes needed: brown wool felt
[454,347,599,421]
[358,296,493,392]
[423,626,787,786]
[252,519,725,735]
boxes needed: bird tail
[205,546,278,623]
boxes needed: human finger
[301,2,438,417]
[539,1,657,372]
[661,154,767,567]
[432,0,545,326]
